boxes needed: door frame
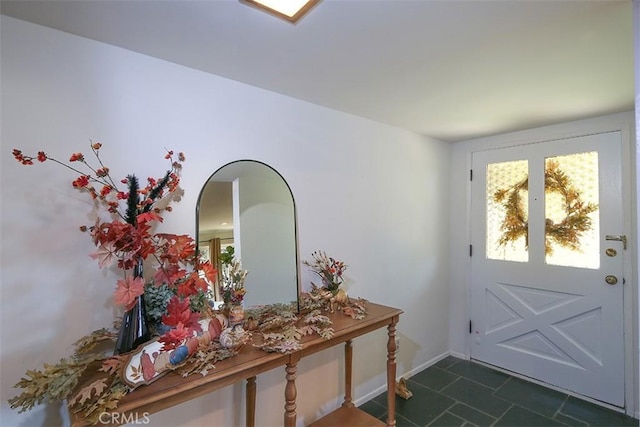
[448,112,637,417]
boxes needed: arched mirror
[196,160,299,311]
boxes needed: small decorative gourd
[219,325,247,350]
[244,316,259,331]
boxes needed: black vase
[114,260,150,355]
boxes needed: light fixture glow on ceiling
[242,0,320,23]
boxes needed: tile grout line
[490,403,514,427]
[495,377,573,424]
[491,375,512,397]
[462,374,566,425]
[555,394,592,426]
[444,361,514,394]
[425,398,465,427]
[411,371,498,427]
[436,373,514,424]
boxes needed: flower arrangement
[7,234,367,422]
[303,250,347,294]
[9,141,224,423]
[8,150,371,423]
[220,258,248,306]
[12,142,217,347]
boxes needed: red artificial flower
[72,175,90,188]
[156,234,196,264]
[96,167,109,177]
[175,273,208,298]
[13,149,33,165]
[69,152,84,162]
[199,261,218,285]
[13,142,203,330]
[153,263,183,286]
[89,242,118,269]
[158,322,191,351]
[114,275,144,310]
[100,185,112,197]
[137,211,162,226]
[162,296,202,333]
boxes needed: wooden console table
[71,302,402,426]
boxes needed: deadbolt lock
[605,248,617,257]
[605,275,618,286]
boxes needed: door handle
[605,235,627,250]
[605,275,618,286]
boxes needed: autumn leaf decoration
[8,328,128,422]
[8,354,103,413]
[73,328,118,354]
[114,275,145,310]
[70,378,108,406]
[100,356,127,375]
[13,142,216,311]
[10,142,224,421]
[153,233,214,299]
[159,296,203,350]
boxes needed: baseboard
[450,351,466,361]
[354,351,456,407]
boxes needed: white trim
[449,350,467,360]
[634,1,640,418]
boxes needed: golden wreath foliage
[494,161,598,255]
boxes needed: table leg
[342,339,354,408]
[284,353,301,427]
[386,319,398,427]
[246,376,256,427]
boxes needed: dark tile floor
[360,356,639,427]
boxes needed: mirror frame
[195,160,301,312]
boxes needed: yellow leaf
[70,378,108,406]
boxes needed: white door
[470,132,625,406]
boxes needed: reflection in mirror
[196,160,299,310]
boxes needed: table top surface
[71,301,402,425]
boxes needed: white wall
[449,111,638,417]
[0,16,451,426]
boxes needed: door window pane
[487,160,529,262]
[545,152,599,269]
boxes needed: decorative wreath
[493,160,598,255]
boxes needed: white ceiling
[1,0,635,142]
